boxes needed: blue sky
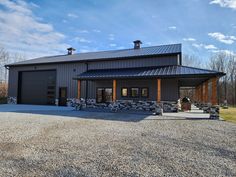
[0,0,236,63]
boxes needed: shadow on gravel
[0,105,211,122]
[6,110,150,122]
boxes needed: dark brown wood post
[157,79,161,103]
[113,80,117,102]
[77,80,81,99]
[211,77,218,105]
[204,80,208,103]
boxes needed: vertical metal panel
[8,63,87,101]
[8,56,179,102]
[88,56,178,70]
[161,78,179,101]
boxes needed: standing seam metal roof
[74,65,225,80]
[6,44,181,66]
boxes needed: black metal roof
[74,65,225,80]
[7,44,181,66]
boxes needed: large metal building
[6,41,224,106]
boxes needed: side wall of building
[8,55,179,103]
[87,78,179,101]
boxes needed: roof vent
[133,40,142,49]
[67,47,76,55]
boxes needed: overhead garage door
[19,70,56,105]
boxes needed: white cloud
[204,44,217,49]
[208,32,236,44]
[183,38,196,41]
[145,42,152,46]
[211,49,236,55]
[108,34,115,40]
[67,13,79,18]
[192,43,217,50]
[74,37,91,43]
[0,0,69,59]
[77,30,89,33]
[210,0,236,10]
[168,26,177,30]
[92,29,101,33]
[109,43,117,47]
[117,46,125,49]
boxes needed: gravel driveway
[0,105,235,177]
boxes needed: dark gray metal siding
[8,55,179,102]
[88,56,178,70]
[83,79,178,101]
[161,79,179,101]
[8,63,87,99]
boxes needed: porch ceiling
[74,65,225,83]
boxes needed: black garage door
[19,70,56,105]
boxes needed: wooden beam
[77,80,81,99]
[112,79,117,102]
[204,80,208,103]
[200,84,203,103]
[196,86,199,102]
[211,77,218,105]
[157,79,161,103]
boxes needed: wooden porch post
[157,79,161,103]
[211,77,218,105]
[200,84,203,103]
[196,86,199,102]
[77,80,81,99]
[113,79,117,102]
[204,80,208,103]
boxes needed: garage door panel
[19,70,56,105]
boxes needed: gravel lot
[0,105,235,177]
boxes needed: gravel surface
[0,105,235,177]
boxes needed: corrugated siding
[86,79,179,101]
[8,55,179,101]
[88,56,177,70]
[8,63,87,99]
[161,79,179,101]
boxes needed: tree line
[183,53,236,106]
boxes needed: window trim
[141,87,149,98]
[130,87,140,98]
[121,87,128,97]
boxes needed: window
[121,88,128,97]
[96,88,113,103]
[141,88,148,97]
[131,88,139,97]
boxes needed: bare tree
[0,47,10,82]
[182,54,202,67]
[208,52,236,106]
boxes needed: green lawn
[220,107,236,123]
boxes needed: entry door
[96,88,112,103]
[59,87,67,106]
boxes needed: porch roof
[74,65,225,81]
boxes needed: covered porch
[74,65,225,113]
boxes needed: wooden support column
[112,79,117,102]
[196,86,199,102]
[211,77,218,105]
[200,84,204,103]
[204,81,208,103]
[157,79,161,103]
[77,80,81,99]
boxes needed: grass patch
[220,107,236,123]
